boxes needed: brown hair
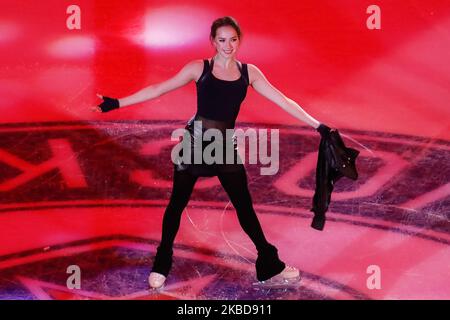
[210,16,242,40]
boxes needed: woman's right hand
[91,94,120,113]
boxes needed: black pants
[151,166,286,281]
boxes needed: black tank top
[195,58,249,128]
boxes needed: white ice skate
[148,272,166,290]
[252,266,301,289]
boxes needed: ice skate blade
[252,275,301,289]
[149,283,165,292]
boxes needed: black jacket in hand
[311,129,360,231]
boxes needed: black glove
[98,96,120,112]
[316,123,331,138]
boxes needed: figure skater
[94,16,331,289]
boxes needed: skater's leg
[152,168,198,277]
[217,167,286,281]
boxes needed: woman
[95,16,330,289]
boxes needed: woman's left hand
[316,123,332,138]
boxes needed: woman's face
[212,26,240,59]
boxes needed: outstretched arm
[118,60,202,108]
[94,60,202,111]
[248,64,321,129]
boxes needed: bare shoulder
[182,59,205,82]
[185,59,204,69]
[247,63,263,74]
[246,63,266,85]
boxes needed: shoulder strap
[209,58,214,73]
[237,62,249,86]
[197,59,210,84]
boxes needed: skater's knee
[165,200,188,216]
